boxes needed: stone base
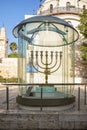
[0,110,87,130]
[16,95,75,107]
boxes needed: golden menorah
[30,51,62,84]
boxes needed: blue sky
[0,0,41,53]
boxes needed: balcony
[39,7,83,15]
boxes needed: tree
[78,9,87,38]
[8,52,19,58]
[78,9,87,61]
[77,9,87,81]
[9,42,17,53]
[80,42,87,61]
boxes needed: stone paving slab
[0,109,87,130]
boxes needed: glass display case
[13,16,79,107]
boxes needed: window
[50,4,53,13]
[66,2,70,11]
[83,5,86,10]
[0,58,2,63]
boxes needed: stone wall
[0,110,87,130]
[0,58,18,78]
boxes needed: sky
[0,0,41,53]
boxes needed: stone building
[37,0,87,28]
[0,27,17,79]
[25,0,87,83]
[38,0,87,83]
[0,27,8,58]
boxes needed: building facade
[0,27,17,79]
[38,0,87,28]
[25,0,87,83]
[37,0,87,83]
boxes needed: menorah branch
[30,51,62,84]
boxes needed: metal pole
[78,87,80,111]
[6,86,9,110]
[84,85,86,105]
[40,87,43,111]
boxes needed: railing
[0,83,87,111]
[39,7,83,15]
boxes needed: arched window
[50,4,53,13]
[66,2,70,11]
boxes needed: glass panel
[17,24,75,96]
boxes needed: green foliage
[0,76,6,82]
[0,76,18,83]
[80,42,87,60]
[9,42,17,53]
[8,52,19,58]
[6,77,18,83]
[78,9,87,61]
[78,9,87,38]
